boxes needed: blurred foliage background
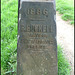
[56,0,74,24]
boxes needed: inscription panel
[18,2,57,75]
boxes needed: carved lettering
[22,24,51,33]
[31,8,35,15]
[43,9,48,15]
[37,9,41,15]
[35,25,39,32]
[27,8,48,15]
[43,25,47,32]
[27,25,31,32]
[39,25,42,32]
[27,45,46,49]
[27,9,30,15]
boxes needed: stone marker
[17,0,57,75]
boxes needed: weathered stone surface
[17,1,57,75]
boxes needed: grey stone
[17,1,57,75]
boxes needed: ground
[56,12,74,75]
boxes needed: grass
[1,0,71,75]
[56,0,74,24]
[57,45,71,75]
[1,0,18,74]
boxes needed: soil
[56,12,74,75]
